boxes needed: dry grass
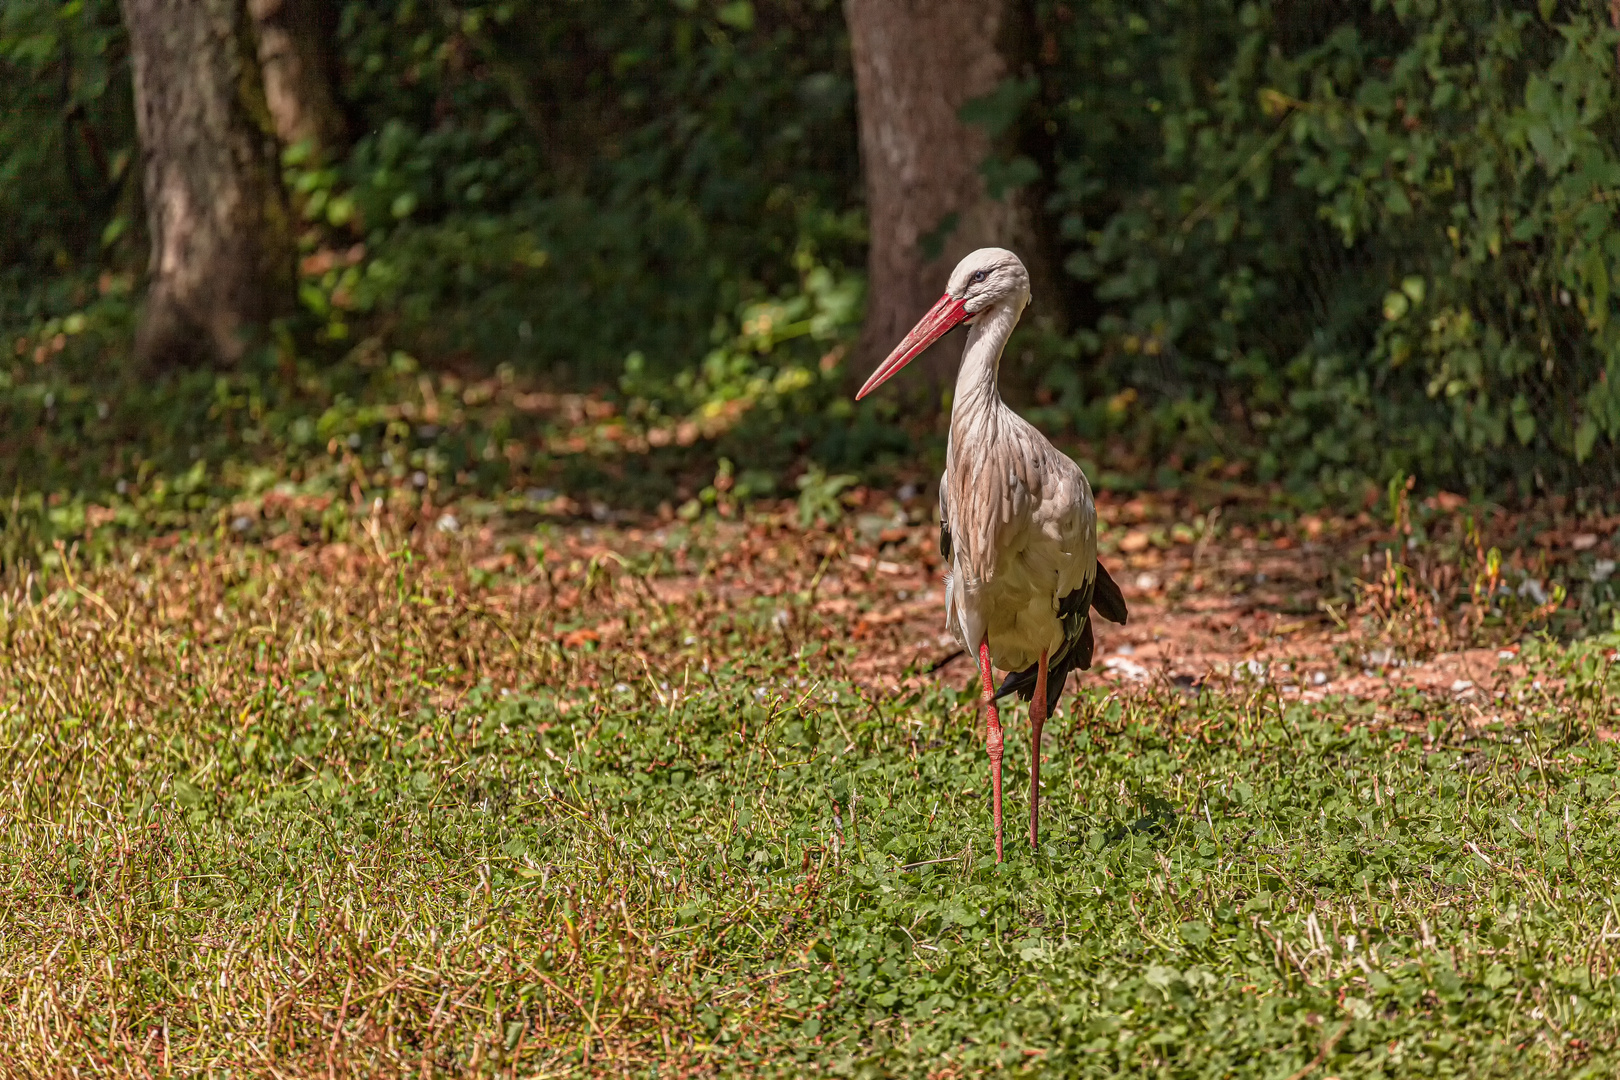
[0,505,960,1074]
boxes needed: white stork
[857,247,1128,862]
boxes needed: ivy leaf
[1575,417,1599,463]
[716,2,754,31]
[1583,247,1610,329]
[1512,395,1537,445]
[981,155,1041,200]
[958,77,1039,139]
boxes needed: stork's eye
[970,270,988,284]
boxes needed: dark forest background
[6,0,1620,543]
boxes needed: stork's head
[856,248,1030,400]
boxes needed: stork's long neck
[952,299,1022,420]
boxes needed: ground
[1,486,1618,1076]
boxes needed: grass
[2,512,1620,1076]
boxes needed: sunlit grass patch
[0,529,1618,1076]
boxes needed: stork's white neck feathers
[952,296,1024,424]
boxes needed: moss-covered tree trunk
[247,0,347,162]
[121,0,296,368]
[844,0,1059,394]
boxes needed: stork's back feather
[945,406,1078,589]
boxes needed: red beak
[855,293,971,400]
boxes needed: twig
[1283,1020,1350,1080]
[898,856,960,871]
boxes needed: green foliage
[1044,0,1620,492]
[0,0,136,326]
[13,0,1620,504]
[321,0,862,375]
[0,0,870,552]
[1,0,863,398]
[794,463,857,526]
[618,236,864,426]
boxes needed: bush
[1043,0,1620,493]
[323,0,863,376]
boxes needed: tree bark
[844,0,1059,393]
[247,0,347,161]
[121,0,297,367]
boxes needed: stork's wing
[938,469,967,654]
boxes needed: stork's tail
[1091,558,1128,625]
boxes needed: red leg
[1029,650,1049,852]
[977,638,1003,863]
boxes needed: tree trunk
[844,0,1060,394]
[122,0,297,367]
[247,0,347,161]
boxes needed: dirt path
[829,510,1519,711]
[151,484,1594,720]
[521,486,1572,715]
